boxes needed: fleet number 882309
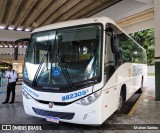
[62,90,87,101]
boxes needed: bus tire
[116,91,124,113]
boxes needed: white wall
[91,0,153,21]
[148,66,155,73]
[0,30,30,41]
[91,0,154,33]
[122,18,153,34]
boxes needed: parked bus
[22,17,147,125]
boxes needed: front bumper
[23,95,103,125]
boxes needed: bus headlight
[76,89,101,106]
[81,99,87,105]
[87,96,94,103]
[23,90,32,99]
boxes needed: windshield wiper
[32,30,75,89]
[56,53,75,90]
[55,33,75,90]
[32,53,48,87]
[32,42,51,87]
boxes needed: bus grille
[32,107,75,120]
[36,99,72,106]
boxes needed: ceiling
[0,0,121,61]
[0,0,121,31]
[0,0,154,62]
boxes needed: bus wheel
[116,91,124,113]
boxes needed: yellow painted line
[128,92,144,116]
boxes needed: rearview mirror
[111,36,119,53]
[114,37,119,53]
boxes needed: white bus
[22,17,147,125]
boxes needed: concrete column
[154,0,160,101]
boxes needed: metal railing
[0,73,7,94]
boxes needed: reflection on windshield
[24,25,102,87]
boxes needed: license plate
[46,116,60,123]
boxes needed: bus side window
[105,24,123,82]
[112,36,122,68]
[104,33,115,81]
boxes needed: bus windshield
[23,25,102,89]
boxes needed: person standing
[2,64,17,104]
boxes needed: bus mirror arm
[105,27,113,32]
[14,38,30,60]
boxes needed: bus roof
[32,17,117,33]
